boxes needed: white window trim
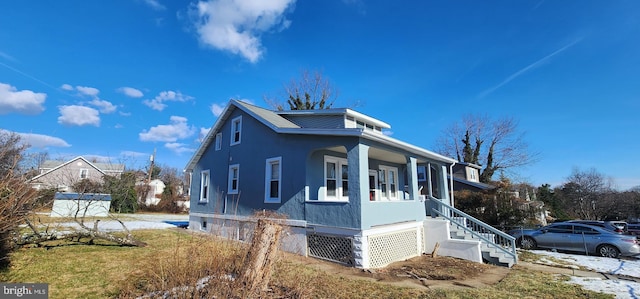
[228,164,240,194]
[323,155,349,201]
[264,157,282,203]
[215,132,222,151]
[230,116,242,146]
[79,168,88,179]
[379,165,399,200]
[199,170,210,203]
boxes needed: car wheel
[518,237,536,250]
[597,244,620,258]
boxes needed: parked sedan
[508,222,640,258]
[629,223,640,236]
[565,220,628,234]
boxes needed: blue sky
[1,0,639,190]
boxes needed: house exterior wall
[189,107,443,231]
[280,114,345,129]
[33,158,105,191]
[189,108,344,221]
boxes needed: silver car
[508,222,640,258]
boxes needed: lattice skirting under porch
[307,224,424,269]
[366,227,422,268]
[307,233,355,266]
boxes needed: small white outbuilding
[50,192,111,217]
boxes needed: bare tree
[556,167,614,220]
[265,70,338,111]
[436,114,537,183]
[0,132,38,268]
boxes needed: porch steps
[449,221,516,268]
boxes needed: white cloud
[89,98,117,113]
[60,84,73,91]
[210,103,225,116]
[76,85,100,97]
[58,105,100,126]
[143,91,193,111]
[0,82,46,115]
[192,0,296,63]
[165,142,195,154]
[143,0,166,10]
[198,127,211,142]
[139,116,196,142]
[117,87,144,98]
[0,130,70,148]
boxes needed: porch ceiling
[325,146,424,164]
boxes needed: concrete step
[449,222,516,268]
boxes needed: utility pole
[147,148,156,183]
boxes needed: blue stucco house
[185,100,517,268]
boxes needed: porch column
[346,144,370,206]
[405,156,419,200]
[438,164,451,206]
[347,143,369,269]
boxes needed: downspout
[449,163,455,208]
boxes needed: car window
[547,224,573,233]
[573,225,600,235]
[610,222,627,229]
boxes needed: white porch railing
[428,198,517,264]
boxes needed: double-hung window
[230,116,242,145]
[324,156,348,201]
[200,170,210,202]
[378,165,399,200]
[215,133,222,151]
[79,169,88,179]
[228,164,240,194]
[265,157,281,203]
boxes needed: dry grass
[1,229,615,299]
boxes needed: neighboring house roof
[454,161,482,170]
[30,156,124,181]
[450,176,496,191]
[185,100,456,171]
[53,192,112,201]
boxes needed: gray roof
[41,158,124,172]
[184,100,456,171]
[32,156,125,181]
[235,100,300,129]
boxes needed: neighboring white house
[136,179,166,206]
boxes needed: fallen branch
[17,214,146,248]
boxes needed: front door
[368,170,378,201]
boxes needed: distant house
[185,100,517,268]
[30,156,125,192]
[449,162,495,193]
[136,178,166,206]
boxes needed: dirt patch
[284,253,511,290]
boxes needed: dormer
[277,108,390,134]
[452,162,482,183]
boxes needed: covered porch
[304,141,455,230]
